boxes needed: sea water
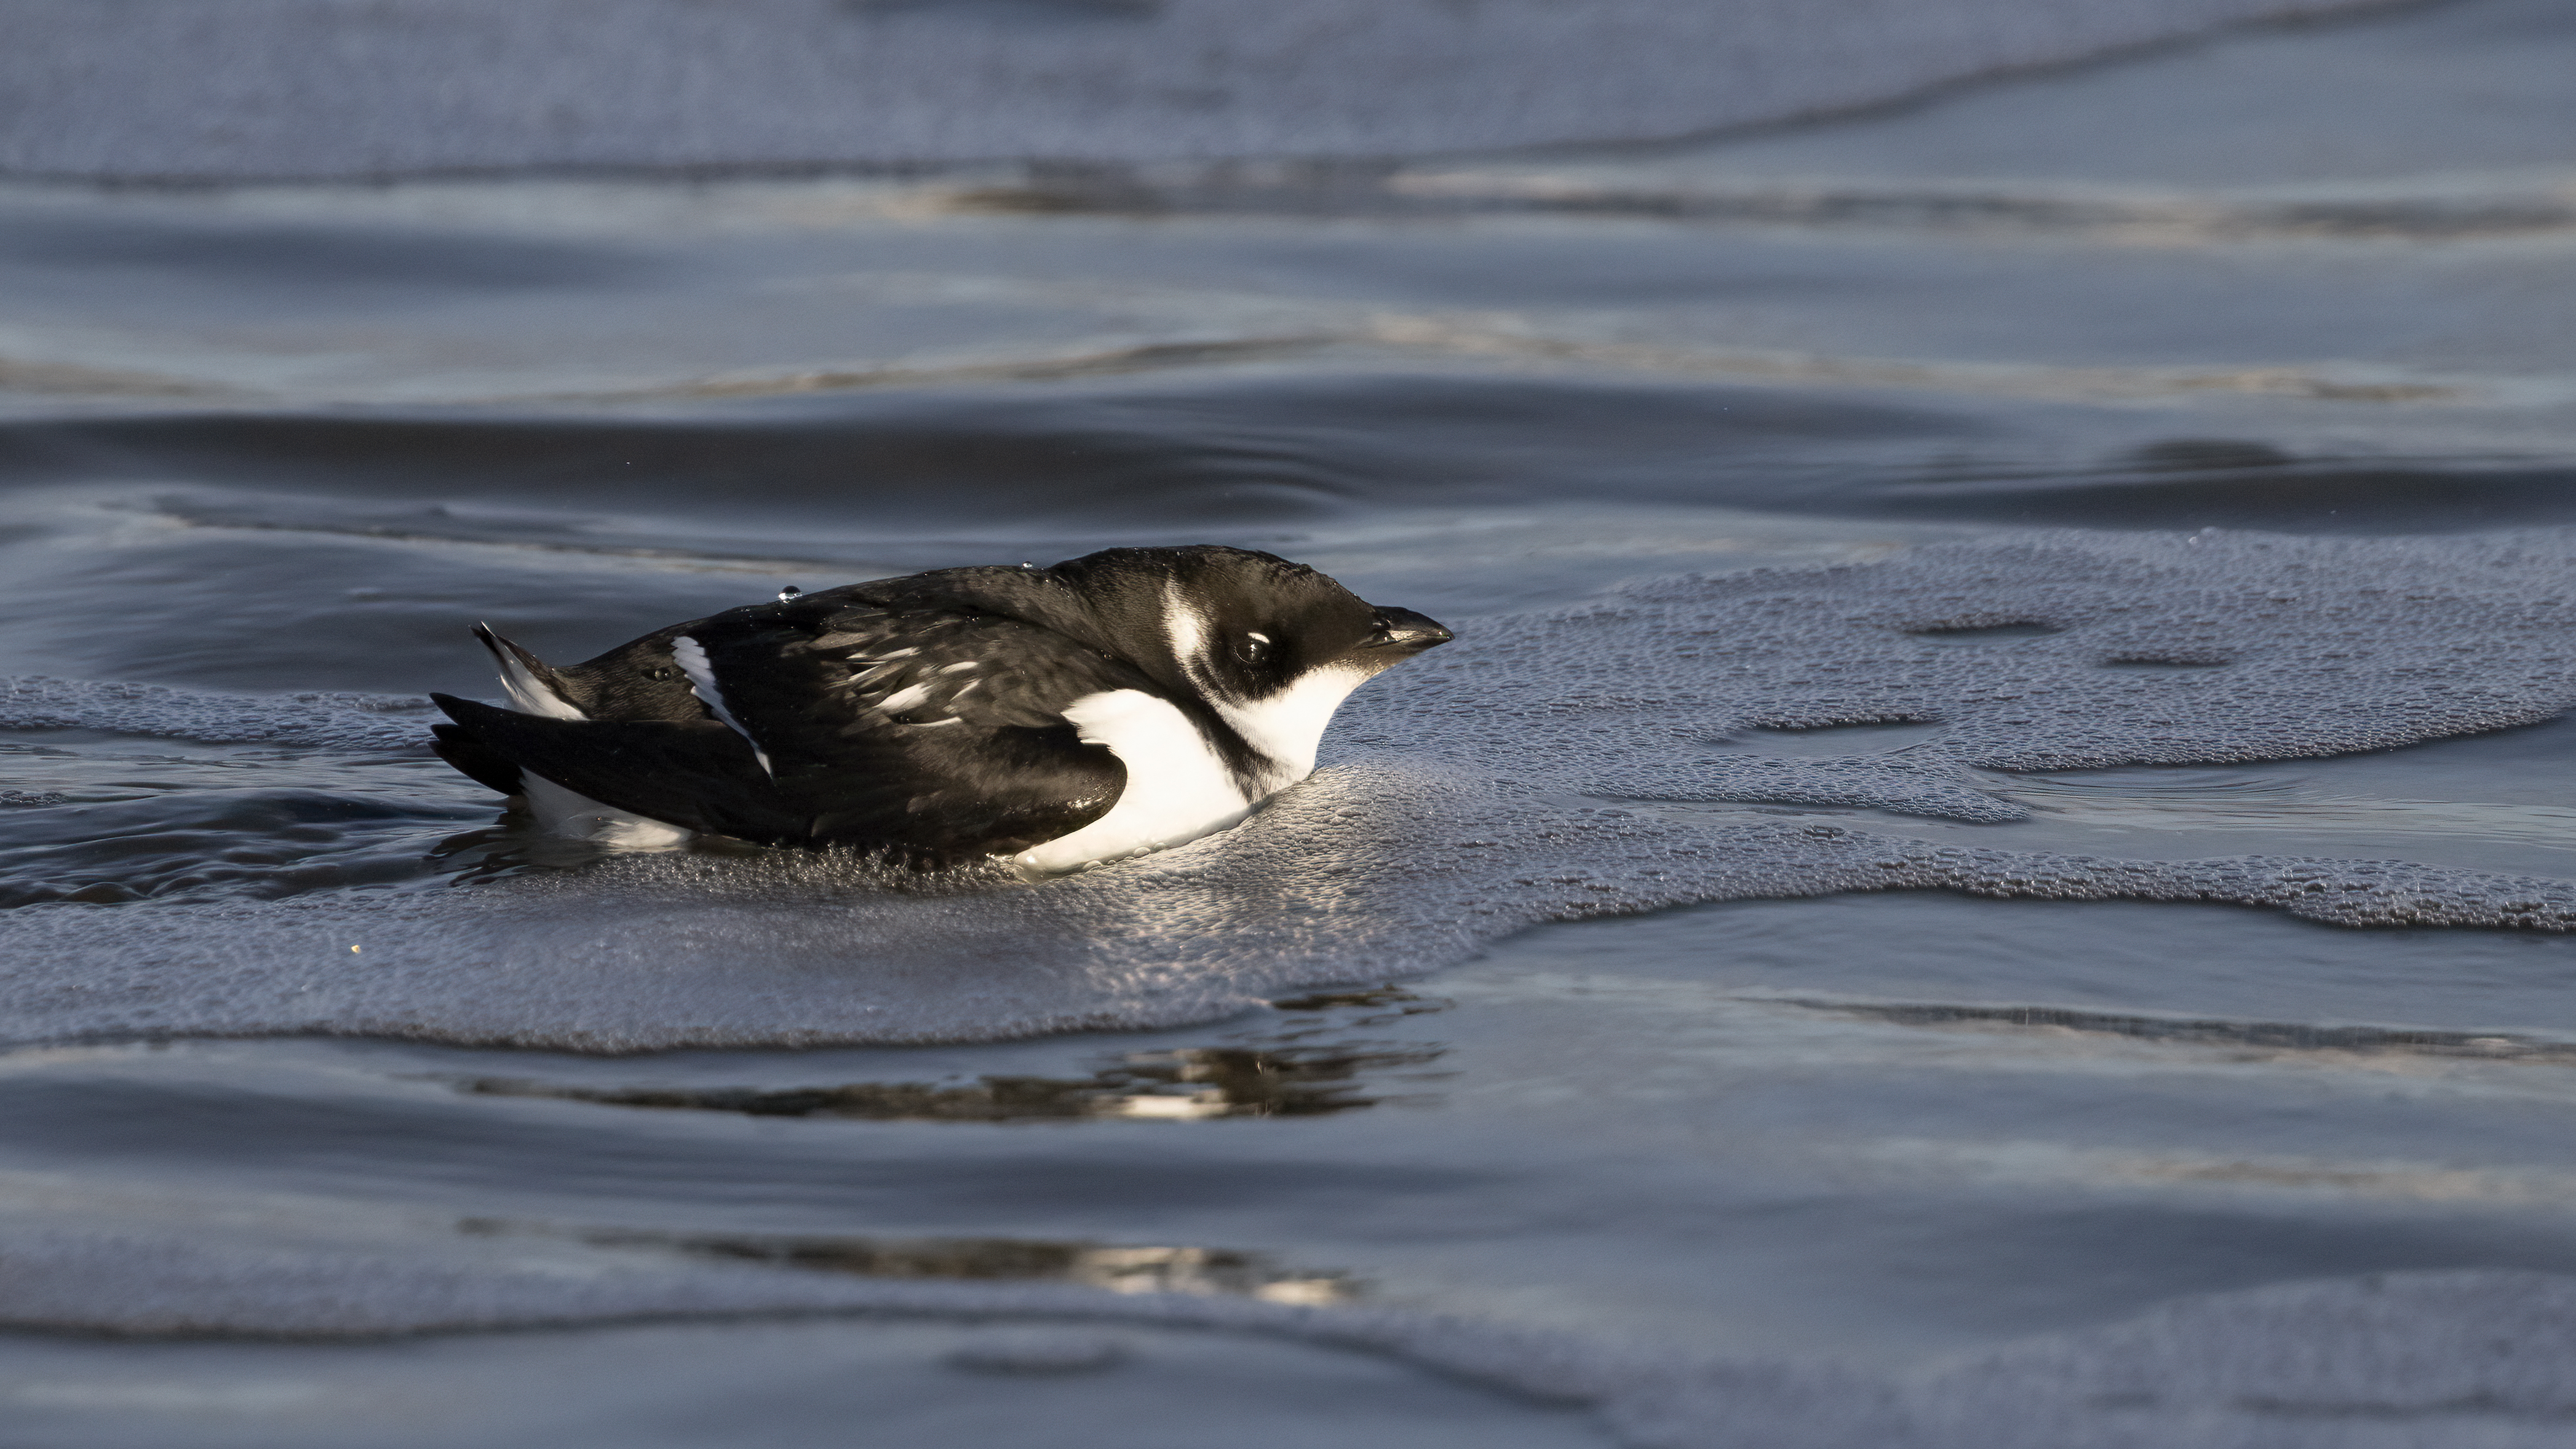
[7,1,2576,1443]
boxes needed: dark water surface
[10,5,2576,1443]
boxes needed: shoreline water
[9,1,2576,1443]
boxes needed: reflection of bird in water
[428,546,1452,874]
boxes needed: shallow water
[12,3,2576,1445]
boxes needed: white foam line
[20,533,2576,1053]
[0,675,436,752]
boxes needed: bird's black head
[1049,546,1449,696]
[1046,546,1453,773]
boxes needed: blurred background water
[7,0,2576,1443]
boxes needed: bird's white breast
[1012,689,1254,876]
[1214,665,1368,793]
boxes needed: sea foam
[11,527,2576,1442]
[3,529,2575,1051]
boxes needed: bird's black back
[431,576,1140,858]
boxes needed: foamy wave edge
[0,675,437,753]
[13,530,2576,1049]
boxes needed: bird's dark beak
[1366,606,1455,653]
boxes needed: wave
[0,677,436,753]
[2,1207,2569,1448]
[950,164,2576,244]
[1781,998,2576,1064]
[17,387,2576,543]
[7,327,2540,414]
[1,0,2399,179]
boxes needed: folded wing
[434,596,1139,856]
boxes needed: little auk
[428,546,1453,875]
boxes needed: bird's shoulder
[690,592,1146,736]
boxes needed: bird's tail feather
[472,623,587,720]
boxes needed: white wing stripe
[672,635,775,777]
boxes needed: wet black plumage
[428,546,1452,865]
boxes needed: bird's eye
[646,666,675,681]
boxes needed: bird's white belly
[493,663,694,850]
[1012,689,1266,877]
[520,774,696,851]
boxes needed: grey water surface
[9,2,2576,1445]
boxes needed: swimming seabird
[428,546,1452,874]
